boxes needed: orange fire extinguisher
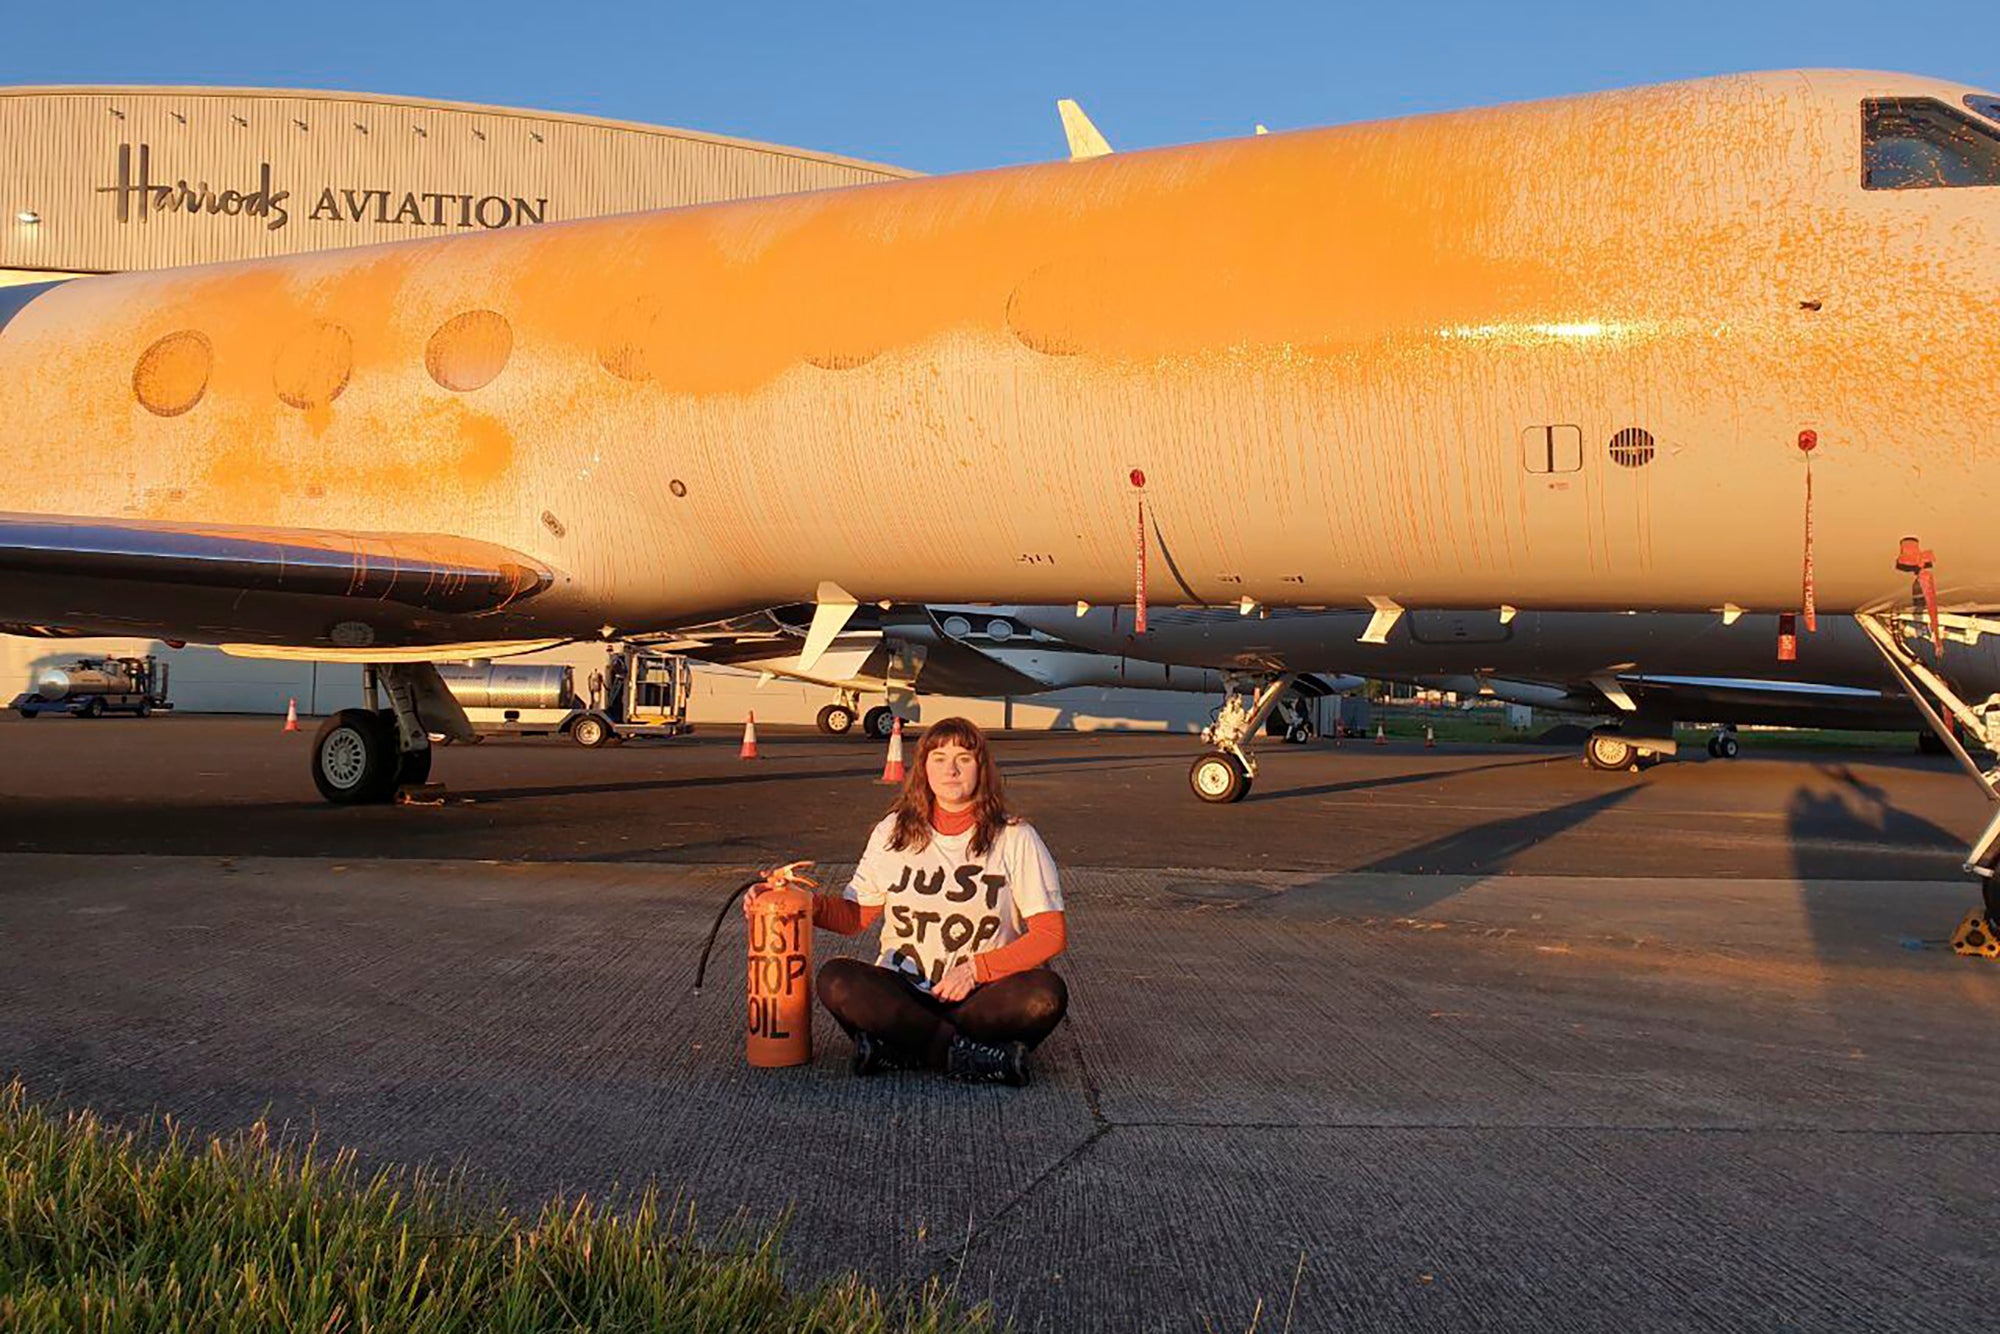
[694,860,818,1067]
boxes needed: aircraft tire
[571,714,613,748]
[1190,751,1250,804]
[818,704,856,736]
[312,708,400,804]
[1585,732,1635,772]
[863,706,895,740]
[1716,734,1739,760]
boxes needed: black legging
[817,957,1067,1068]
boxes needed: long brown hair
[886,716,1013,857]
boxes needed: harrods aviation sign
[94,143,552,234]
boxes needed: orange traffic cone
[1374,723,1387,746]
[1425,725,1435,748]
[879,717,906,784]
[284,697,299,732]
[739,712,760,759]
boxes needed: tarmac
[3,716,1999,1330]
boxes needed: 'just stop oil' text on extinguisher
[694,860,818,1067]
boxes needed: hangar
[1,85,912,285]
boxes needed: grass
[0,1080,993,1334]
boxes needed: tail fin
[1055,99,1114,160]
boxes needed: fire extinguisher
[694,860,818,1067]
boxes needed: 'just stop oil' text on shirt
[843,814,1063,991]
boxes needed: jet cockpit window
[1862,97,2000,190]
[1967,95,2000,125]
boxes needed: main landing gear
[311,662,469,804]
[1189,673,1295,804]
[1706,727,1740,760]
[815,690,862,736]
[1582,719,1677,772]
[1857,609,2000,931]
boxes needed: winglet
[1057,99,1114,160]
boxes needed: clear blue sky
[4,1,1994,174]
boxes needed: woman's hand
[741,886,766,919]
[934,959,978,1002]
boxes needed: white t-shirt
[845,815,1064,991]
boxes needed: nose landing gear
[1188,672,1295,804]
[1857,608,2000,938]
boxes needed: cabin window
[1862,97,2000,190]
[1521,424,1582,475]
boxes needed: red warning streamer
[1134,494,1149,635]
[1130,468,1149,636]
[1898,538,1943,661]
[1798,430,1817,633]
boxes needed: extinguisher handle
[693,877,765,995]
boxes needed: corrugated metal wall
[0,86,914,274]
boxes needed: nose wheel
[1190,751,1250,803]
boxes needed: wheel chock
[396,783,448,807]
[1951,909,2000,959]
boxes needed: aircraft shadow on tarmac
[1785,763,1967,880]
[1788,762,1975,976]
[450,764,887,804]
[1239,786,1645,922]
[1248,752,1567,804]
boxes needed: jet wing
[0,511,556,650]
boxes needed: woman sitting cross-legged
[806,716,1067,1086]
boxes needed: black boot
[851,1032,913,1077]
[945,1036,1029,1087]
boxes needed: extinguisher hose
[692,877,766,995]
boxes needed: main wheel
[863,706,895,740]
[1189,751,1250,804]
[817,703,856,736]
[81,697,103,718]
[312,708,400,804]
[571,714,612,748]
[1585,731,1636,772]
[1716,734,1739,760]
